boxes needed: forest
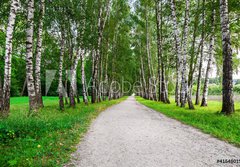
[0,0,240,166]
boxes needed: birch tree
[26,0,38,113]
[140,47,147,99]
[219,0,234,115]
[195,0,206,105]
[170,0,182,106]
[155,0,168,103]
[145,5,153,100]
[1,0,20,117]
[81,51,88,104]
[35,0,45,108]
[201,4,215,107]
[58,33,65,111]
[92,0,111,103]
[155,0,162,102]
[187,0,201,110]
[180,0,190,107]
[69,49,81,108]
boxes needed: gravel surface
[65,96,240,167]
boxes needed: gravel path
[66,96,240,167]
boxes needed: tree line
[0,0,239,117]
[133,0,239,115]
[0,0,136,117]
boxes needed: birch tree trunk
[155,0,168,103]
[156,0,162,102]
[35,0,45,108]
[139,69,144,97]
[103,42,109,101]
[145,5,155,100]
[97,56,102,102]
[195,0,206,105]
[26,0,38,113]
[1,0,20,117]
[180,0,190,107]
[164,65,170,104]
[64,70,69,104]
[81,50,88,105]
[69,49,81,108]
[92,4,103,103]
[201,6,215,107]
[91,49,97,103]
[219,0,234,115]
[170,0,182,106]
[58,34,65,111]
[92,0,111,103]
[140,47,147,99]
[187,0,200,110]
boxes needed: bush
[208,84,222,95]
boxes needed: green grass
[0,96,127,167]
[136,96,240,147]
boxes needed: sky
[128,0,136,12]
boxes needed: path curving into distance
[66,96,240,167]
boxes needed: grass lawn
[0,96,127,167]
[136,96,240,147]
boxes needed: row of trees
[0,0,136,117]
[134,0,239,115]
[0,0,239,117]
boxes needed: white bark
[81,51,88,104]
[58,34,65,110]
[145,5,156,101]
[71,49,81,96]
[92,0,111,103]
[1,0,20,115]
[180,0,190,107]
[195,0,206,105]
[201,7,215,107]
[140,45,147,99]
[35,0,45,108]
[170,0,182,106]
[26,0,37,112]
